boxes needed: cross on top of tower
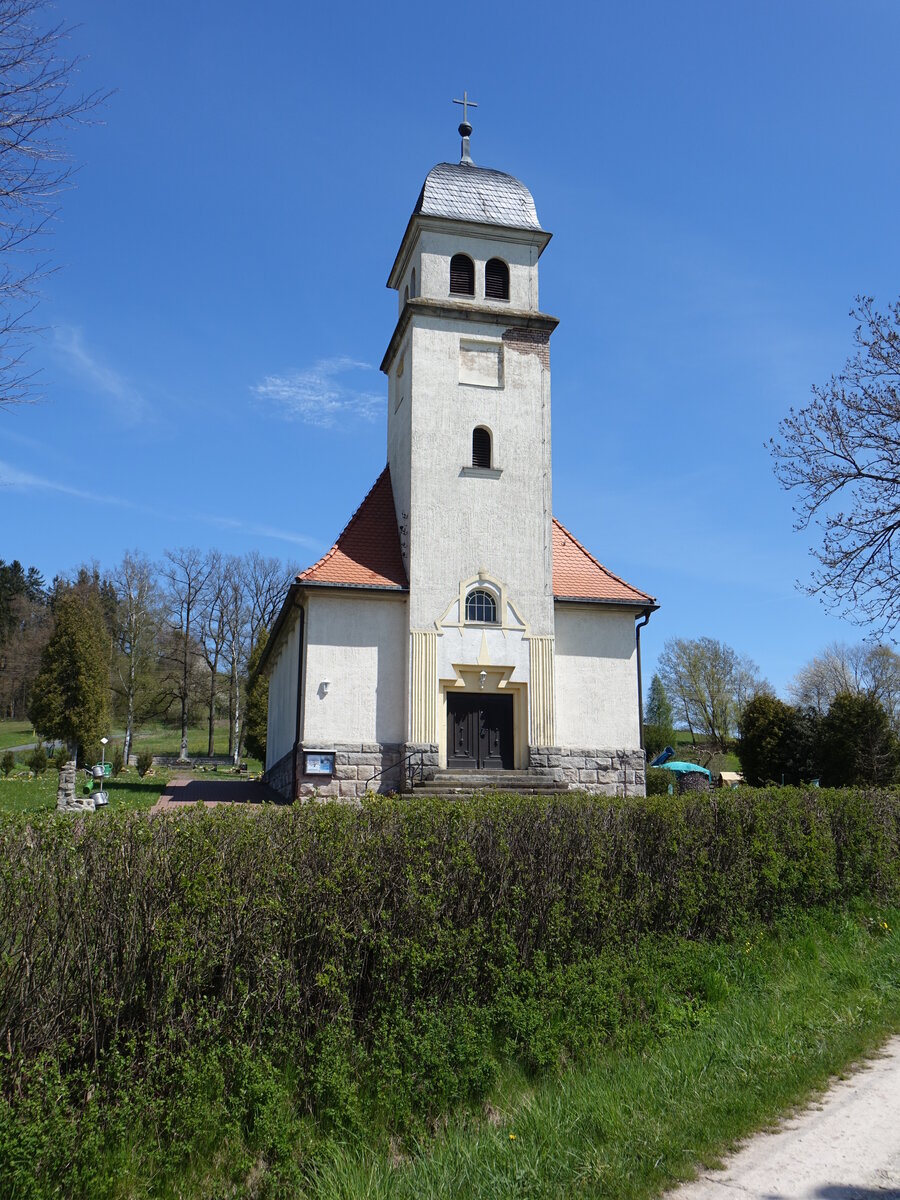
[453,90,478,165]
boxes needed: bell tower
[381,103,560,766]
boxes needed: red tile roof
[552,518,655,606]
[296,470,653,606]
[297,467,408,589]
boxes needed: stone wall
[264,742,415,802]
[529,747,646,797]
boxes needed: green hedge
[1,789,899,1193]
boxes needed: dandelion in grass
[509,1133,516,1141]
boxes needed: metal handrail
[365,749,426,793]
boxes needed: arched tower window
[485,258,510,300]
[472,426,492,469]
[410,267,416,297]
[465,588,497,623]
[450,253,475,296]
[404,284,409,303]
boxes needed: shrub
[111,745,124,776]
[27,745,47,776]
[645,767,673,795]
[136,750,153,777]
[51,745,69,772]
[0,751,14,777]
[0,787,898,1192]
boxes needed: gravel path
[669,1034,900,1199]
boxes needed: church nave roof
[295,468,654,608]
[296,467,408,590]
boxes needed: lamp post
[100,736,108,770]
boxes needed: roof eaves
[554,594,660,611]
[255,582,301,677]
[298,581,408,593]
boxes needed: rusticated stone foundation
[265,743,416,802]
[529,747,646,797]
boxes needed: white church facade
[260,120,657,800]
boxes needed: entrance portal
[447,693,514,770]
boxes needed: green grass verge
[0,768,169,814]
[300,906,900,1200]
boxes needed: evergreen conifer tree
[643,673,675,757]
[29,589,110,766]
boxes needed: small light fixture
[479,670,487,689]
[320,679,331,697]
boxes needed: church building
[260,109,658,800]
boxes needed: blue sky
[1,0,899,696]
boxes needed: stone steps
[411,769,570,798]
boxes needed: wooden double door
[447,693,514,770]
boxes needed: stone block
[335,764,358,780]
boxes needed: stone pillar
[56,759,95,813]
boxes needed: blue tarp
[650,760,712,779]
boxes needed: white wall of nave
[265,609,301,770]
[301,592,408,745]
[554,604,641,750]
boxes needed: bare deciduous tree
[789,641,900,732]
[223,559,248,765]
[771,295,900,634]
[658,636,766,751]
[0,0,106,407]
[111,551,160,765]
[242,551,296,656]
[161,548,213,762]
[198,552,228,758]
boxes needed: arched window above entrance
[465,588,497,624]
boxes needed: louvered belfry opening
[449,253,475,295]
[485,258,509,300]
[472,426,492,469]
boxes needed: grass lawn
[671,728,742,773]
[0,766,170,815]
[0,718,36,750]
[121,721,263,773]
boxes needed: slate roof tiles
[414,162,543,231]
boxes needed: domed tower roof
[414,162,543,231]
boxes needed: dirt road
[670,1034,900,1199]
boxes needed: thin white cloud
[53,326,147,424]
[0,459,137,507]
[200,513,321,550]
[0,459,322,552]
[253,356,384,428]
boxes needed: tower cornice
[380,296,559,375]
